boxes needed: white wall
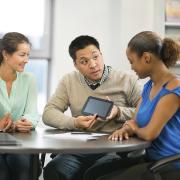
[50,0,164,94]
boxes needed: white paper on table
[44,132,108,141]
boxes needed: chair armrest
[149,154,180,173]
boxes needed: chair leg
[154,173,163,180]
[30,154,41,180]
[41,153,46,168]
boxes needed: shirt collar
[84,65,111,89]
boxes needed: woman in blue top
[102,31,180,180]
[0,32,39,180]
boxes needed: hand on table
[108,120,137,141]
[15,118,33,133]
[0,113,15,133]
[108,127,130,141]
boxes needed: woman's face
[4,42,30,72]
[126,48,151,79]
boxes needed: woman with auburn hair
[0,32,39,180]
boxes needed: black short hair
[69,35,100,62]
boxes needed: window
[25,60,48,114]
[0,0,52,114]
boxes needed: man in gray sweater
[43,35,141,180]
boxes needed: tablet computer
[81,96,114,119]
[0,133,21,146]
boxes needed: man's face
[74,45,104,81]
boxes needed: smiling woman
[0,0,52,115]
[0,32,39,180]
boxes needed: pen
[71,132,92,135]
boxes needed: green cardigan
[0,72,39,127]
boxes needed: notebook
[0,133,21,146]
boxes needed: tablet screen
[82,96,114,119]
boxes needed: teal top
[0,72,39,127]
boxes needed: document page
[44,132,108,141]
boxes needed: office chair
[149,154,180,180]
[97,154,180,180]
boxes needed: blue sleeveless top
[136,80,180,161]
